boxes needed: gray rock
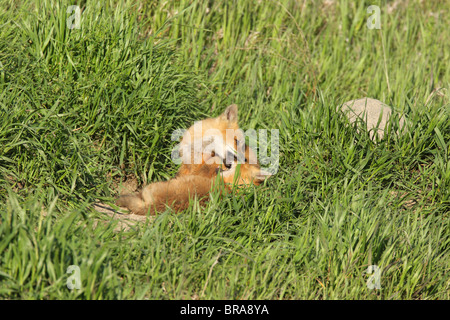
[341,97,406,140]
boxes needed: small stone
[341,97,406,140]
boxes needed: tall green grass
[0,0,449,299]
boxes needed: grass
[0,0,449,299]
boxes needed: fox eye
[233,153,247,163]
[237,154,248,163]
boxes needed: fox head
[179,104,241,158]
[178,104,272,186]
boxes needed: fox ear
[221,104,238,123]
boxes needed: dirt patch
[91,172,154,231]
[92,202,154,232]
[109,173,139,195]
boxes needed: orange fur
[178,104,242,177]
[116,104,271,215]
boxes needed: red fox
[116,104,271,215]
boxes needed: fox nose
[223,159,232,169]
[223,151,236,169]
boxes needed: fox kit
[177,104,242,177]
[116,104,271,215]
